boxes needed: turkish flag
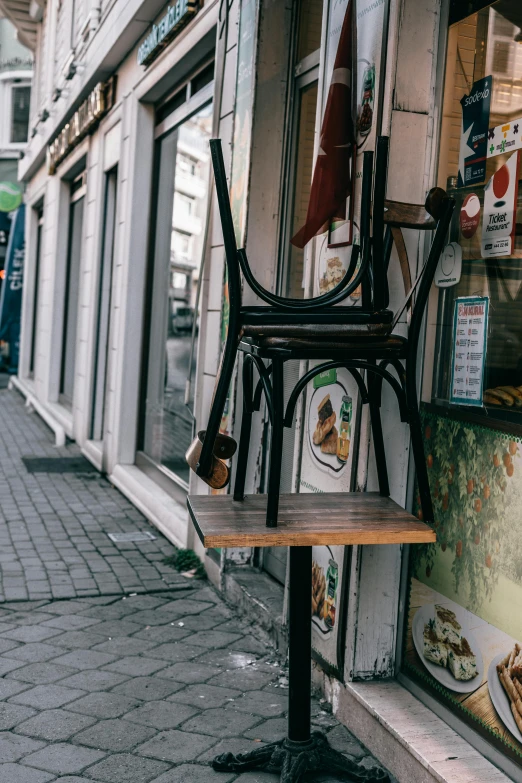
[291,0,356,249]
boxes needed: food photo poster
[300,364,360,676]
[404,409,522,760]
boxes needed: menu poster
[450,296,489,407]
[481,151,520,259]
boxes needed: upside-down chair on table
[186,136,455,782]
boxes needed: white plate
[488,653,522,743]
[412,604,483,693]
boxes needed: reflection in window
[142,104,213,483]
[10,85,30,143]
[434,2,522,415]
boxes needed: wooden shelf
[188,492,436,548]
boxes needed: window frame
[0,75,32,149]
[276,34,320,297]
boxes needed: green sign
[0,183,22,213]
[313,368,337,389]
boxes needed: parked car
[172,304,194,333]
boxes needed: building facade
[3,0,522,780]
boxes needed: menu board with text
[450,296,489,407]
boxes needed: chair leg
[266,358,285,528]
[405,360,434,524]
[233,356,254,501]
[196,336,239,480]
[368,374,390,497]
[408,407,434,524]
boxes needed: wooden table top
[187,492,436,548]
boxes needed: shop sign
[137,0,201,67]
[0,183,23,213]
[47,77,117,175]
[488,117,522,158]
[0,205,25,372]
[458,76,492,188]
[481,150,520,258]
[450,295,489,407]
[459,193,480,239]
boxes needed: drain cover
[22,456,98,473]
[107,531,156,543]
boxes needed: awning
[0,0,38,51]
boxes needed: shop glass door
[91,168,117,441]
[29,208,44,377]
[60,173,85,406]
[140,83,213,488]
[263,0,322,584]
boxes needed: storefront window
[10,84,30,143]
[282,0,322,299]
[29,208,44,377]
[91,169,117,441]
[140,93,212,487]
[404,4,522,771]
[434,3,522,419]
[60,172,85,405]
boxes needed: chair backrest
[383,186,453,331]
[209,137,454,334]
[210,138,366,312]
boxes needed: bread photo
[313,394,336,446]
[321,426,338,454]
[497,645,522,736]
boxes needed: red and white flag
[291,0,356,249]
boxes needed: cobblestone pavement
[0,385,395,781]
[0,589,392,782]
[0,388,184,602]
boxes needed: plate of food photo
[307,382,351,473]
[312,547,339,636]
[488,645,522,743]
[412,603,483,693]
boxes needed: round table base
[212,730,390,782]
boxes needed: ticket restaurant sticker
[450,296,489,407]
[481,150,520,258]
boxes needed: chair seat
[241,308,393,342]
[240,333,407,359]
[241,306,393,330]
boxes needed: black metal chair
[187,135,455,529]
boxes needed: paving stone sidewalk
[0,588,393,782]
[0,385,395,781]
[0,388,185,602]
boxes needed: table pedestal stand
[212,547,390,783]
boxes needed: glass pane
[287,82,318,298]
[61,196,84,403]
[91,171,117,440]
[433,2,522,418]
[10,86,30,143]
[143,103,213,482]
[296,0,323,62]
[30,216,43,376]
